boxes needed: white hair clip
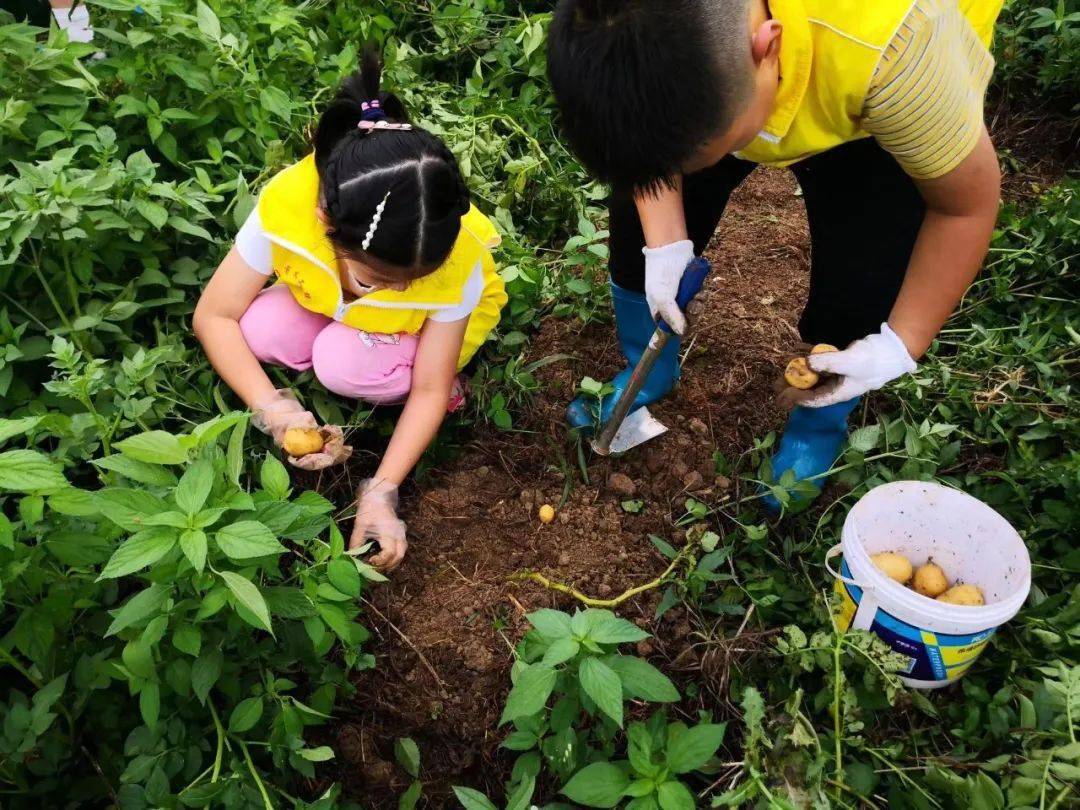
[358,120,414,132]
[361,190,391,252]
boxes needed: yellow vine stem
[509,542,695,609]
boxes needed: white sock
[52,4,94,44]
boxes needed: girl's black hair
[313,51,471,279]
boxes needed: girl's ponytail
[312,51,473,280]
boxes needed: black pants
[609,138,926,348]
[0,0,50,25]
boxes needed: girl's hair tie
[360,99,386,122]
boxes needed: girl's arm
[372,316,468,486]
[192,247,278,408]
[356,316,467,569]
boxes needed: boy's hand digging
[642,240,695,335]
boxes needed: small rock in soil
[683,470,705,491]
[607,472,637,497]
[715,475,732,491]
[558,553,571,566]
[597,583,612,596]
[672,459,690,478]
[688,417,709,436]
[645,448,667,474]
[636,640,655,656]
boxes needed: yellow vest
[258,155,507,369]
[736,0,1001,166]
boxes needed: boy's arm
[634,178,695,334]
[889,126,1000,358]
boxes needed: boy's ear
[751,20,782,64]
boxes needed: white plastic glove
[642,240,695,335]
[798,324,917,408]
[348,479,408,571]
[251,390,352,470]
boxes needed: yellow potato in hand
[283,427,325,457]
[913,563,949,597]
[937,584,985,606]
[810,344,839,355]
[871,552,913,584]
[785,357,819,390]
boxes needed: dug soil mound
[323,168,811,805]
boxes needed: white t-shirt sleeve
[234,207,273,276]
[429,260,485,323]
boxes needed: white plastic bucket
[827,481,1031,689]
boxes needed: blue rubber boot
[762,397,861,513]
[567,282,682,430]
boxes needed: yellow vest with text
[258,155,507,370]
[736,0,1001,166]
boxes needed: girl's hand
[348,479,408,571]
[252,390,353,469]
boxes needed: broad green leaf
[399,780,422,810]
[226,419,247,487]
[327,558,361,598]
[260,454,290,499]
[579,657,624,727]
[195,0,221,39]
[452,787,498,810]
[561,761,630,808]
[106,583,168,636]
[571,608,615,640]
[542,637,580,667]
[216,521,286,559]
[665,723,725,774]
[0,416,41,444]
[298,746,335,762]
[191,650,223,705]
[96,488,171,531]
[180,529,207,573]
[47,487,98,516]
[93,454,179,486]
[844,761,879,796]
[228,697,263,733]
[656,780,695,810]
[527,608,573,639]
[175,460,214,515]
[394,737,420,778]
[172,624,201,658]
[219,571,273,633]
[140,682,160,731]
[605,655,680,703]
[0,449,66,492]
[262,586,316,619]
[628,722,659,778]
[500,664,557,725]
[969,771,1005,810]
[590,614,650,644]
[98,527,177,580]
[848,424,882,453]
[114,431,190,465]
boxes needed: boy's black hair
[547,0,753,192]
[312,50,471,279]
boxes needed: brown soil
[325,168,810,806]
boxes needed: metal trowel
[591,258,711,456]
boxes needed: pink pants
[240,285,418,404]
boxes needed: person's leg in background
[765,137,926,510]
[567,155,757,428]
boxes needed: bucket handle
[825,544,864,589]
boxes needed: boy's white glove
[798,323,917,407]
[348,479,408,571]
[642,240,695,335]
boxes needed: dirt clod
[607,472,637,497]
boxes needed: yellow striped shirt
[864,0,996,179]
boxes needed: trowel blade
[604,407,669,455]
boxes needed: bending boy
[548,0,1002,508]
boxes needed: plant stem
[833,630,844,801]
[208,701,225,782]
[239,739,274,810]
[509,541,694,608]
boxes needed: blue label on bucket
[835,560,997,682]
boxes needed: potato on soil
[913,563,949,597]
[283,427,325,457]
[538,504,556,524]
[937,584,985,606]
[871,552,913,584]
[785,357,819,390]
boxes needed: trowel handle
[659,257,711,335]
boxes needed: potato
[785,357,819,390]
[913,563,949,597]
[785,345,839,389]
[937,584,985,606]
[871,552,913,584]
[283,427,325,457]
[538,504,556,524]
